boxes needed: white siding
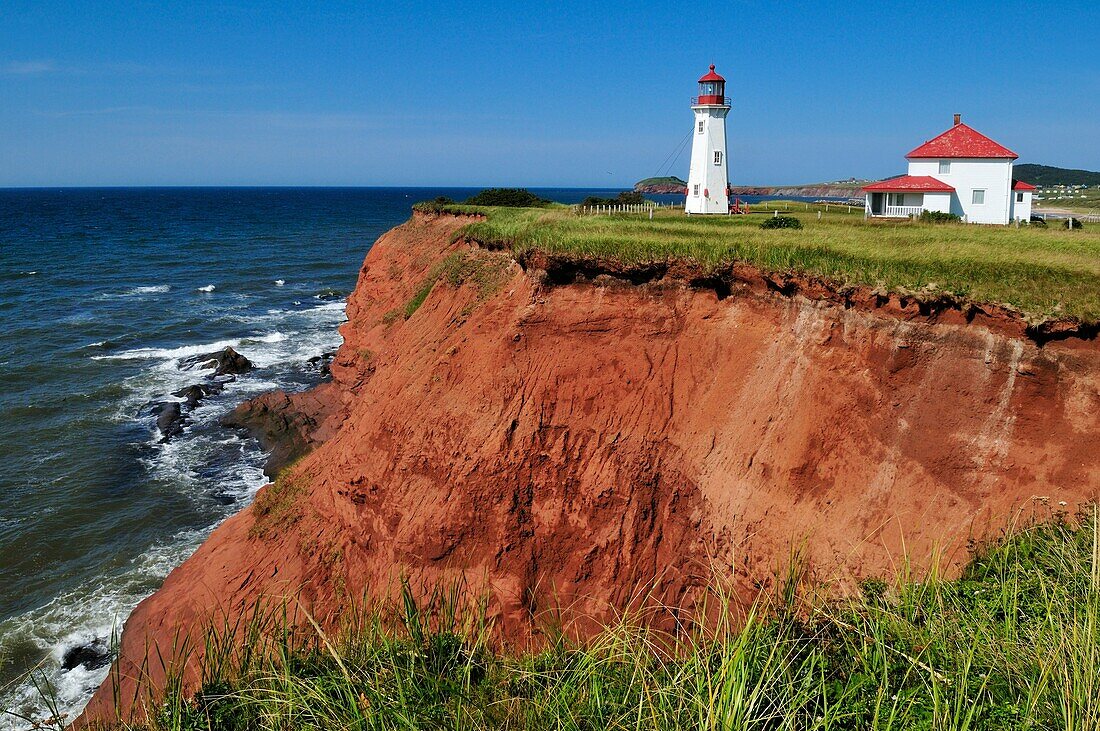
[907,158,1014,224]
[1010,190,1033,222]
[686,104,730,214]
[923,192,952,214]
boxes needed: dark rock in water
[307,350,338,376]
[62,639,111,672]
[180,346,253,376]
[222,390,320,478]
[153,402,185,441]
[172,382,224,407]
[211,491,239,506]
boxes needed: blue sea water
[0,186,640,727]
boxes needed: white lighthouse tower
[685,65,730,215]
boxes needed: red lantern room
[695,64,726,105]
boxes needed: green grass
[414,202,1100,323]
[402,249,513,320]
[23,507,1096,730]
[248,468,309,539]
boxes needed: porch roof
[862,175,955,193]
[1013,180,1037,191]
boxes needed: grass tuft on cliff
[422,203,1100,323]
[57,507,1100,730]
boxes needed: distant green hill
[1015,164,1100,187]
[634,176,686,188]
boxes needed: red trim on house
[862,175,956,193]
[1012,180,1037,191]
[905,123,1018,160]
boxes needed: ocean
[0,186,826,727]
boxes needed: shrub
[464,188,549,207]
[760,215,803,230]
[1063,217,1086,230]
[413,197,462,215]
[919,210,961,223]
[1030,215,1048,227]
[579,191,646,208]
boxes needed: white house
[685,65,730,214]
[863,115,1035,224]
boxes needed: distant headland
[634,175,871,199]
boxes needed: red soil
[80,212,1100,725]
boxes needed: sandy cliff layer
[82,212,1099,723]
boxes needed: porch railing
[881,205,925,218]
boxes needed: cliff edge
[81,211,1100,724]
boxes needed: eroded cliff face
[82,213,1100,724]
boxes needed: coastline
[79,210,1100,725]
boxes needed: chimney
[953,113,962,126]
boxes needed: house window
[972,189,985,205]
[713,151,723,165]
[697,120,704,133]
[1016,192,1024,203]
[693,184,700,197]
[891,193,907,206]
[939,161,951,175]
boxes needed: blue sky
[1,1,1097,187]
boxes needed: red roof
[1013,179,1036,191]
[862,175,956,192]
[906,123,1018,160]
[698,64,725,82]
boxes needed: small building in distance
[863,115,1034,224]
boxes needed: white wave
[20,271,38,276]
[128,285,170,295]
[247,332,288,344]
[274,279,285,286]
[196,284,216,293]
[91,338,240,362]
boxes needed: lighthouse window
[697,120,704,133]
[713,151,723,165]
[693,184,700,197]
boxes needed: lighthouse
[685,65,730,214]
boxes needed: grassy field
[417,201,1100,323]
[1034,188,1100,216]
[29,508,1098,730]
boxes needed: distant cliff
[635,177,869,199]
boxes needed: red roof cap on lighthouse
[906,119,1018,160]
[698,64,725,83]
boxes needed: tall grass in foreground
[13,508,1100,730]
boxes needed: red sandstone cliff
[82,212,1100,724]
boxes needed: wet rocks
[172,382,225,408]
[61,638,112,672]
[221,390,322,477]
[307,350,338,376]
[180,346,253,376]
[153,402,185,441]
